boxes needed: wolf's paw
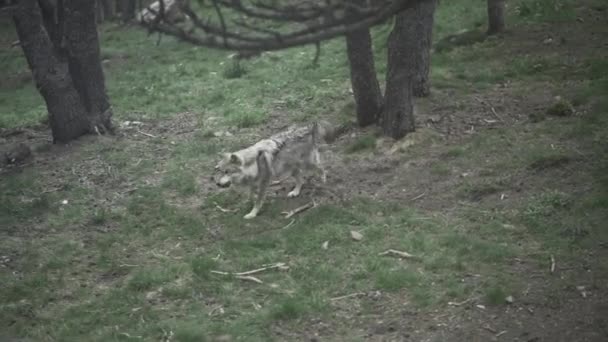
[287,189,301,198]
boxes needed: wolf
[213,121,342,219]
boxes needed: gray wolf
[213,121,340,219]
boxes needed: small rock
[476,304,486,310]
[505,295,514,304]
[350,230,363,241]
[322,241,329,250]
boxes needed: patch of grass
[460,178,507,201]
[484,285,507,306]
[345,134,376,153]
[222,60,247,79]
[513,0,577,23]
[269,296,310,320]
[226,109,267,128]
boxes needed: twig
[282,200,316,219]
[410,191,427,201]
[447,298,473,306]
[550,254,556,273]
[136,130,158,138]
[236,275,263,283]
[214,203,236,213]
[495,330,507,338]
[119,263,139,267]
[281,219,295,230]
[483,325,498,334]
[378,249,417,259]
[490,107,505,122]
[330,292,366,301]
[211,262,289,277]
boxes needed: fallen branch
[379,249,417,259]
[447,298,473,306]
[211,262,289,277]
[281,219,295,230]
[214,202,236,213]
[495,330,507,338]
[136,130,158,138]
[410,191,427,201]
[483,325,498,334]
[282,200,316,219]
[550,254,556,273]
[236,275,263,283]
[330,292,366,301]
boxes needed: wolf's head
[213,152,246,188]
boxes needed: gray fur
[213,121,332,219]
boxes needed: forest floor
[1,0,607,341]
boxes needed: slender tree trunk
[402,0,437,97]
[12,0,91,142]
[64,0,113,133]
[487,0,506,35]
[345,28,383,127]
[381,12,416,139]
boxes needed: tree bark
[13,0,91,142]
[381,12,416,139]
[122,0,136,22]
[345,27,383,127]
[63,0,113,133]
[487,0,506,35]
[402,0,437,97]
[12,0,113,143]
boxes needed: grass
[2,0,608,340]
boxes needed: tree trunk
[122,0,136,22]
[487,0,505,35]
[102,0,115,20]
[13,0,92,142]
[63,0,113,133]
[381,12,415,139]
[345,28,383,127]
[402,0,437,97]
[12,0,113,143]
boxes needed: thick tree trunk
[381,12,415,139]
[64,0,113,133]
[12,0,113,142]
[13,0,91,142]
[487,0,506,35]
[345,28,383,127]
[402,0,437,97]
[102,0,115,19]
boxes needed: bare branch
[139,0,425,52]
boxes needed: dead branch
[214,203,236,213]
[139,0,425,53]
[410,191,427,201]
[211,262,289,277]
[236,275,263,283]
[136,130,158,138]
[282,200,316,219]
[379,249,417,259]
[447,298,473,306]
[281,219,295,229]
[550,254,556,273]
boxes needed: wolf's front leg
[287,170,303,198]
[244,152,271,219]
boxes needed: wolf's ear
[229,153,242,164]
